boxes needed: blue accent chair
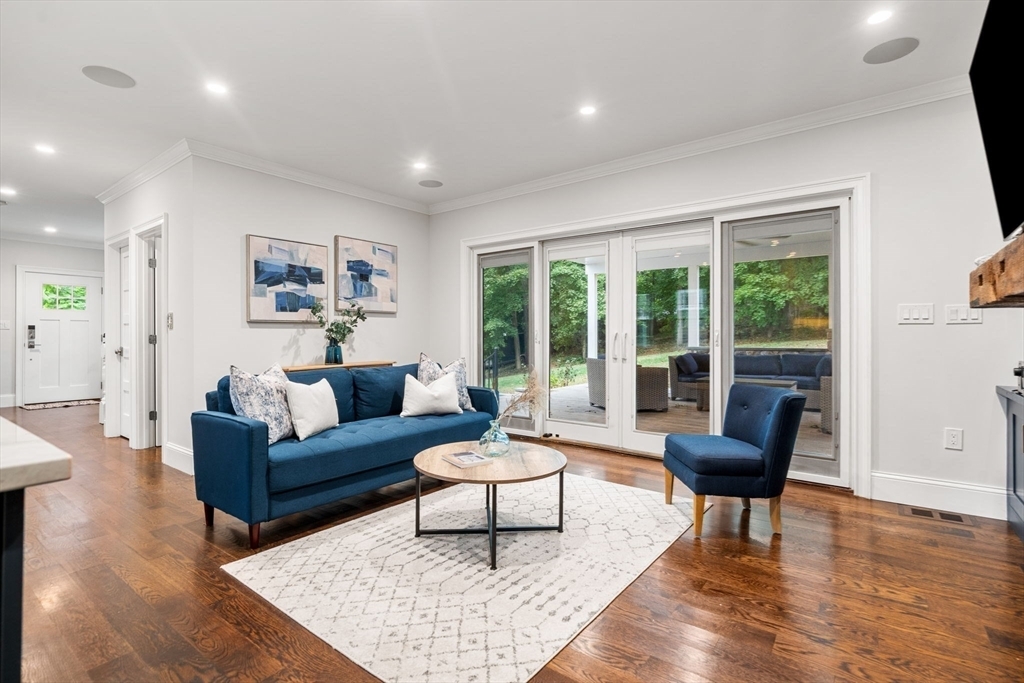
[663,384,806,537]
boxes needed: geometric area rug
[223,473,697,683]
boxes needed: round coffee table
[413,440,567,570]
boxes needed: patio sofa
[191,364,498,548]
[669,351,830,411]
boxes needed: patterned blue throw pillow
[229,364,295,444]
[417,353,475,412]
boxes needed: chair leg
[693,494,705,537]
[769,496,782,534]
[203,503,214,527]
[741,497,751,510]
[664,469,675,504]
[248,523,261,549]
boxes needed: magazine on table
[442,451,493,468]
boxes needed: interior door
[119,247,131,438]
[23,271,102,404]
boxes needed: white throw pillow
[418,353,475,412]
[400,373,463,417]
[285,379,340,441]
[229,364,294,444]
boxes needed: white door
[23,272,103,404]
[119,247,131,438]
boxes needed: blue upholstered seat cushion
[675,354,699,376]
[780,353,825,377]
[267,411,493,493]
[691,353,710,372]
[664,433,764,477]
[734,354,782,376]
[351,363,418,420]
[816,354,832,379]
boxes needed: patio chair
[586,358,668,411]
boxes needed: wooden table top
[281,361,394,372]
[414,440,567,485]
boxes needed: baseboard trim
[0,394,13,408]
[871,471,1006,521]
[163,441,194,476]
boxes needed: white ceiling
[0,1,987,245]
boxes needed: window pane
[57,298,72,310]
[73,286,87,298]
[43,284,58,298]
[58,285,72,298]
[43,296,57,310]
[72,299,86,311]
[481,258,531,419]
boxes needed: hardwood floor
[4,405,1023,682]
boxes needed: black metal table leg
[415,471,421,537]
[558,471,564,533]
[489,484,497,570]
[1,489,25,683]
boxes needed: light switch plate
[945,304,982,324]
[897,304,934,325]
[0,320,10,330]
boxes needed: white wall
[189,157,431,431]
[426,94,1023,518]
[103,155,431,473]
[0,238,104,407]
[104,157,194,469]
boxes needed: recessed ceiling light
[673,252,681,258]
[864,37,920,64]
[206,82,229,95]
[867,10,893,24]
[787,251,798,258]
[0,187,15,196]
[579,105,597,116]
[413,162,428,170]
[82,65,136,88]
[35,144,55,154]
[43,226,57,233]
[419,180,443,188]
[770,239,780,247]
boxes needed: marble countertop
[0,417,72,493]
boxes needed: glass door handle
[622,333,629,362]
[611,332,620,361]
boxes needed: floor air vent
[897,504,974,526]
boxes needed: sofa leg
[693,494,705,537]
[769,496,782,535]
[203,503,214,527]
[741,497,751,510]
[248,523,261,549]
[664,469,674,504]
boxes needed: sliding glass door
[479,249,534,432]
[726,209,840,479]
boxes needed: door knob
[114,347,124,357]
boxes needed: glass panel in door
[631,233,712,439]
[546,245,608,427]
[730,210,837,477]
[479,250,533,430]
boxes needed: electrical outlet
[944,428,963,451]
[897,304,934,324]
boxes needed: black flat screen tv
[969,1,1023,239]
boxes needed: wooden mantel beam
[970,235,1024,308]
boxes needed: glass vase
[478,419,511,457]
[326,343,343,364]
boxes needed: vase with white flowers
[310,300,367,364]
[479,369,545,456]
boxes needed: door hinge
[148,258,157,268]
[149,410,158,421]
[148,334,157,345]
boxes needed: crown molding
[0,232,103,250]
[427,76,972,215]
[96,139,191,205]
[96,139,429,214]
[183,140,428,214]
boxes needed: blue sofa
[191,364,498,548]
[669,351,830,411]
